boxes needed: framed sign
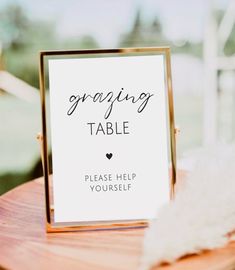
[39,47,176,232]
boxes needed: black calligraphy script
[67,88,154,119]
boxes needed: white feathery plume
[140,144,235,270]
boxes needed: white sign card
[41,48,176,228]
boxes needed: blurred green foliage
[0,4,205,90]
[119,9,202,57]
[0,4,99,88]
[0,4,100,194]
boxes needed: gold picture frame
[38,47,177,233]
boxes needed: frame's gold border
[39,47,176,233]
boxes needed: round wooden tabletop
[0,177,235,270]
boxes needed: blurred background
[0,0,235,195]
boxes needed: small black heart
[106,153,113,160]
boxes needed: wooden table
[0,177,235,270]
